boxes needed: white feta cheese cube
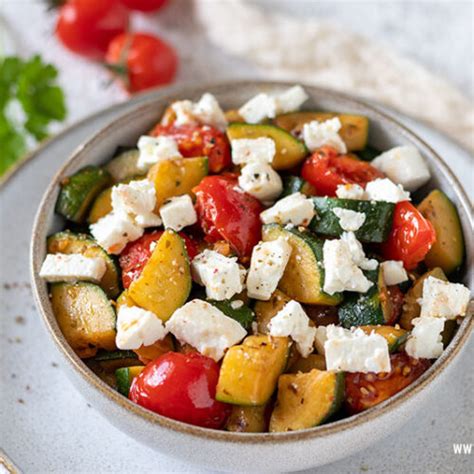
[159,195,197,231]
[137,135,181,170]
[112,179,161,227]
[323,237,373,294]
[420,276,470,319]
[302,118,347,154]
[268,300,316,357]
[274,85,308,114]
[238,162,282,203]
[365,178,411,203]
[231,137,276,165]
[336,183,367,200]
[171,99,197,126]
[405,316,445,359]
[39,253,106,283]
[90,213,144,254]
[247,237,292,300]
[260,192,315,226]
[340,231,378,271]
[166,299,247,361]
[172,93,227,130]
[380,260,408,286]
[372,146,431,192]
[116,305,167,350]
[324,325,391,373]
[191,250,246,301]
[332,207,366,231]
[238,93,277,123]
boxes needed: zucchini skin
[207,299,255,330]
[280,176,316,198]
[310,197,395,243]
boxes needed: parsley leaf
[0,55,67,177]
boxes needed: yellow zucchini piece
[254,289,292,334]
[216,335,290,406]
[274,112,369,151]
[51,282,116,358]
[147,157,208,210]
[225,405,267,433]
[128,230,191,321]
[87,187,113,224]
[417,189,464,274]
[400,267,447,330]
[359,325,408,352]
[105,149,143,183]
[288,354,326,373]
[269,369,344,432]
[226,123,308,170]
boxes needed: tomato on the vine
[120,0,168,12]
[56,0,129,59]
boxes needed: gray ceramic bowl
[30,81,473,473]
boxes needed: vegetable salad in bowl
[38,85,471,433]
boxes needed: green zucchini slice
[262,224,342,305]
[207,299,254,330]
[310,197,395,243]
[105,149,143,183]
[47,231,121,298]
[226,123,308,170]
[280,176,316,198]
[115,366,144,396]
[55,166,111,223]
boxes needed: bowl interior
[31,81,473,443]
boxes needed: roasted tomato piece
[301,146,384,196]
[129,352,231,429]
[193,175,263,258]
[150,124,231,173]
[303,305,339,326]
[345,352,431,414]
[119,230,199,288]
[381,201,436,270]
[384,285,405,325]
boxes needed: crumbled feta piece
[405,316,445,359]
[332,207,366,231]
[191,250,246,301]
[274,85,308,114]
[172,93,227,130]
[238,93,277,124]
[380,260,408,286]
[39,253,106,283]
[159,195,197,231]
[137,135,181,170]
[340,231,378,271]
[336,183,367,200]
[111,180,161,227]
[365,178,411,203]
[166,299,247,361]
[260,192,315,226]
[372,146,431,192]
[238,162,282,203]
[323,324,391,373]
[247,237,292,300]
[90,213,144,254]
[231,137,276,165]
[268,300,316,357]
[116,305,167,350]
[420,276,470,319]
[302,118,347,154]
[230,299,244,310]
[323,237,373,294]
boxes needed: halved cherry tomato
[120,0,168,12]
[105,33,177,93]
[129,352,231,429]
[301,146,384,196]
[384,285,404,325]
[345,352,431,414]
[381,201,436,270]
[150,124,231,173]
[119,230,199,288]
[193,175,263,258]
[56,0,129,59]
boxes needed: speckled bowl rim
[30,80,473,445]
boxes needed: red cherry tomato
[383,285,405,325]
[301,146,384,196]
[119,230,199,288]
[193,175,263,258]
[105,33,177,93]
[129,352,231,429]
[381,201,436,270]
[120,0,168,12]
[56,0,129,59]
[151,124,232,174]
